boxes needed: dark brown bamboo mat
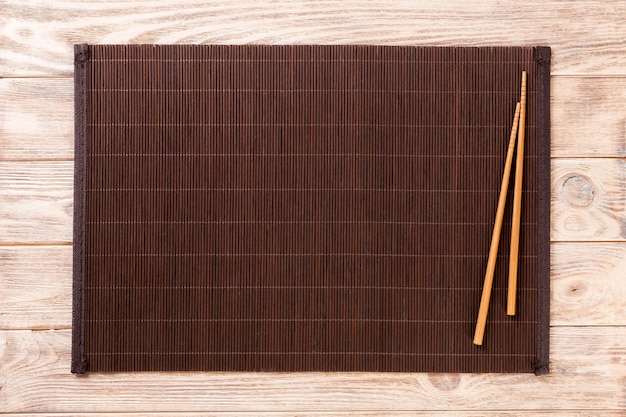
[72,44,550,374]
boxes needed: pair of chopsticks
[473,71,527,346]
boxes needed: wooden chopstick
[508,71,527,316]
[473,101,521,346]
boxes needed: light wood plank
[2,0,626,76]
[0,161,74,243]
[0,246,71,330]
[0,327,624,413]
[0,78,74,160]
[2,159,624,244]
[3,243,624,330]
[551,77,626,157]
[3,412,625,417]
[551,159,626,241]
[3,77,626,161]
[551,242,626,326]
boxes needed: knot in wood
[561,175,595,207]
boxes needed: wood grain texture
[0,246,71,330]
[552,77,626,157]
[2,0,626,76]
[3,413,626,417]
[551,242,626,326]
[0,328,624,413]
[551,159,626,241]
[2,159,625,244]
[2,243,624,330]
[0,161,73,243]
[0,78,74,160]
[3,77,626,161]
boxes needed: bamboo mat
[72,45,550,374]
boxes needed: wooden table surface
[1,1,625,415]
